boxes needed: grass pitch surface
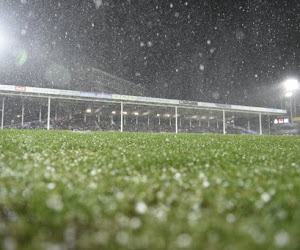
[0,130,300,250]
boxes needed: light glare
[0,27,10,54]
[0,33,7,53]
[283,78,299,91]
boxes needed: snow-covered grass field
[0,130,300,250]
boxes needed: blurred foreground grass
[0,130,300,250]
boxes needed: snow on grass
[0,130,300,249]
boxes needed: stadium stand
[0,84,287,135]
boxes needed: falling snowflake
[93,0,103,9]
[147,41,153,47]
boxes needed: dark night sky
[0,0,299,107]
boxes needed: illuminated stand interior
[0,85,287,135]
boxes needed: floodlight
[123,111,127,115]
[112,111,116,114]
[86,108,92,113]
[285,92,293,97]
[283,78,299,91]
[134,112,139,116]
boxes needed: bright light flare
[285,92,293,97]
[283,78,299,91]
[0,36,6,47]
[0,32,7,53]
[0,26,10,54]
[86,108,92,113]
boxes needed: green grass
[0,130,300,250]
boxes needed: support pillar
[47,97,51,130]
[248,120,250,132]
[294,96,297,117]
[148,115,150,125]
[175,106,178,134]
[290,97,293,124]
[259,113,262,135]
[223,110,226,134]
[120,102,123,132]
[169,117,171,126]
[1,97,5,130]
[55,106,58,121]
[158,117,160,125]
[208,119,210,128]
[84,113,86,123]
[189,119,192,128]
[268,116,270,135]
[21,101,24,127]
[39,106,42,123]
